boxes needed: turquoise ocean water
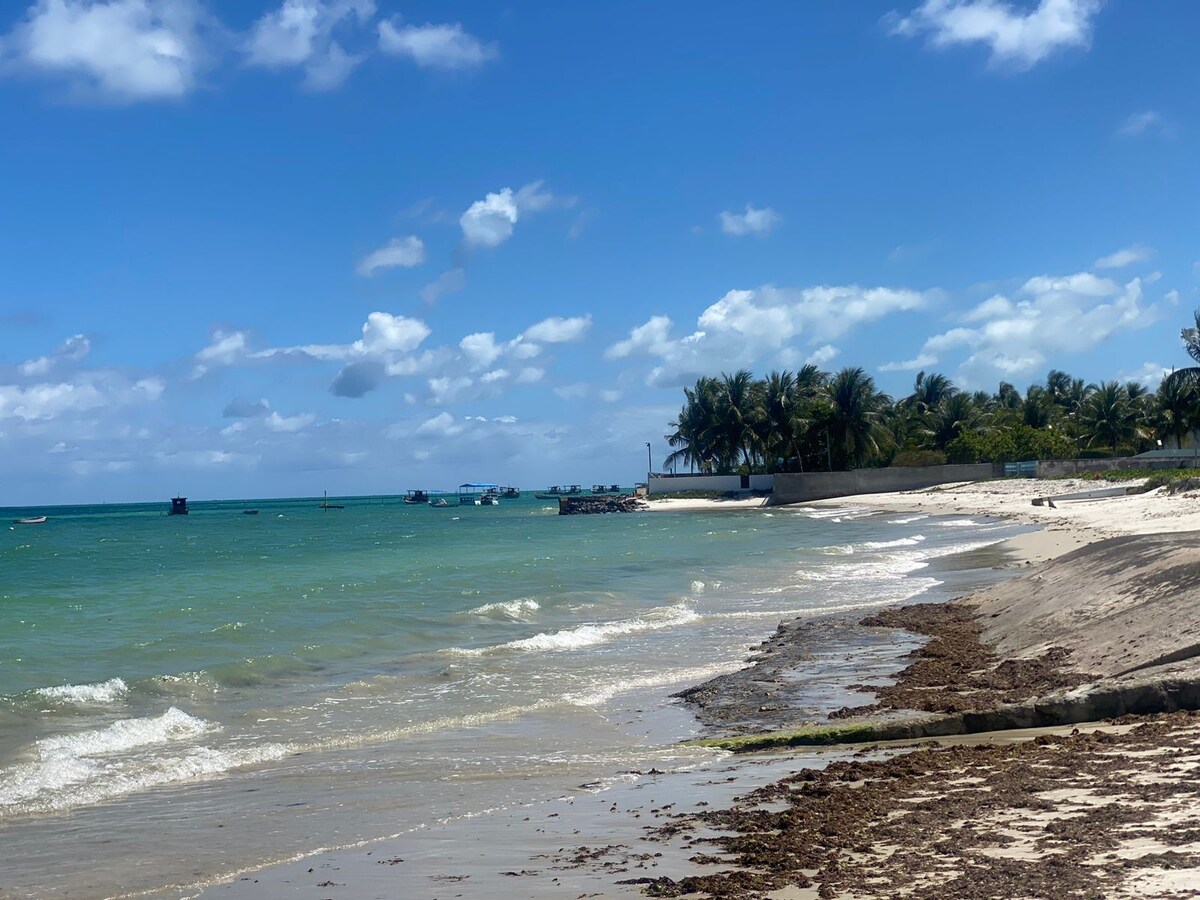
[0,495,1025,897]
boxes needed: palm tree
[664,376,721,473]
[923,392,978,452]
[1079,381,1135,455]
[1159,310,1200,439]
[823,367,892,468]
[1153,375,1197,451]
[1020,385,1053,429]
[758,370,796,473]
[1046,369,1073,408]
[716,370,763,471]
[904,371,957,416]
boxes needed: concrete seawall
[770,464,996,505]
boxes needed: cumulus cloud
[415,411,461,437]
[3,0,209,101]
[805,344,839,367]
[265,410,315,432]
[356,235,425,275]
[522,315,591,343]
[1094,244,1153,269]
[459,331,503,369]
[188,308,587,404]
[718,204,782,238]
[459,182,557,249]
[888,0,1101,71]
[377,19,497,69]
[19,333,91,376]
[0,372,163,421]
[606,284,930,387]
[245,0,375,90]
[881,270,1159,385]
[1119,361,1172,389]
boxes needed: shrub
[946,425,1074,464]
[891,449,948,468]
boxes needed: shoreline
[198,480,1200,898]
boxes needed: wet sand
[199,484,1200,899]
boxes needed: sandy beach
[196,477,1200,900]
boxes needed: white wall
[647,474,774,494]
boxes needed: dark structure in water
[168,497,189,516]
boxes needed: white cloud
[805,344,839,367]
[719,204,782,238]
[882,270,1158,385]
[522,315,591,343]
[245,0,375,90]
[879,354,938,373]
[1119,362,1171,389]
[265,410,316,432]
[192,329,249,376]
[605,315,675,361]
[607,284,931,386]
[479,368,509,383]
[377,19,496,69]
[515,367,544,384]
[1094,243,1153,269]
[1116,110,1168,139]
[353,311,431,354]
[0,373,163,421]
[459,182,557,249]
[889,0,1101,71]
[4,0,208,101]
[459,331,503,369]
[19,333,91,376]
[427,375,472,405]
[356,235,426,276]
[415,411,461,437]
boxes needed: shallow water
[0,495,1026,898]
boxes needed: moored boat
[534,485,583,499]
[498,486,520,499]
[404,490,430,504]
[430,497,451,508]
[13,516,47,525]
[458,482,500,506]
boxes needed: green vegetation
[691,721,918,751]
[660,312,1200,474]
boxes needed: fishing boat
[13,516,46,525]
[591,484,615,494]
[458,483,500,506]
[533,485,583,499]
[498,486,520,499]
[404,490,430,504]
[429,497,451,508]
[318,491,345,510]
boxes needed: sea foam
[0,708,289,815]
[468,598,541,620]
[35,677,129,705]
[448,603,700,655]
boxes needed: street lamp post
[646,442,652,476]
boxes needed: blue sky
[1,0,1196,504]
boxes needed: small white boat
[430,498,451,508]
[14,516,47,525]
